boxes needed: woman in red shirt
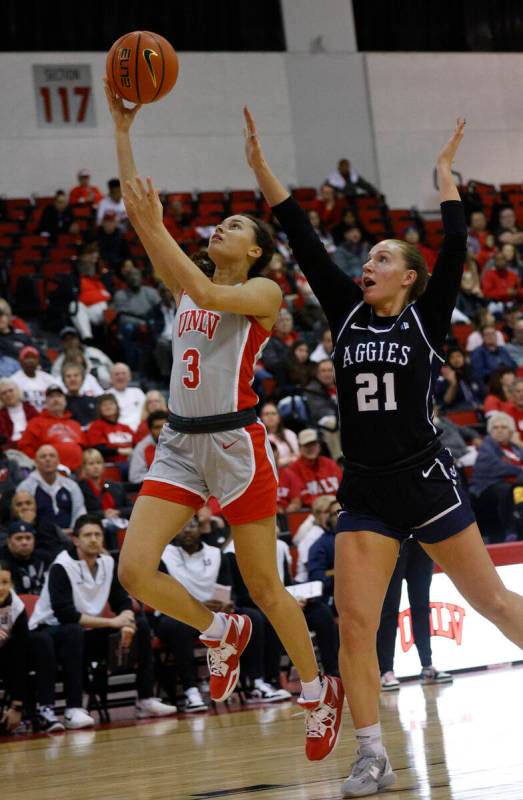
[86,394,134,463]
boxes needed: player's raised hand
[123,176,163,231]
[243,106,266,171]
[437,118,466,171]
[104,78,142,133]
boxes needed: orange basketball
[106,31,179,104]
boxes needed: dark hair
[191,250,215,277]
[73,513,104,538]
[487,367,515,399]
[0,560,12,575]
[390,239,429,301]
[240,214,276,277]
[147,409,169,429]
[108,178,120,190]
[260,401,295,449]
[96,393,119,416]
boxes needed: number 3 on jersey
[356,372,397,411]
[182,348,201,389]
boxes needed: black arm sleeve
[416,201,467,352]
[108,569,132,615]
[6,610,28,701]
[216,555,232,587]
[271,197,363,337]
[49,564,81,624]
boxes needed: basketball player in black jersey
[244,110,523,796]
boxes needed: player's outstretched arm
[243,106,289,206]
[104,79,142,185]
[436,118,465,203]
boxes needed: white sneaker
[135,697,177,718]
[245,679,292,704]
[341,746,396,797]
[380,671,400,692]
[184,687,208,713]
[64,708,95,729]
[420,666,453,685]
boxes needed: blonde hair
[311,494,337,518]
[141,390,168,421]
[0,298,12,318]
[82,448,104,465]
[387,239,429,301]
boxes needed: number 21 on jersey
[356,372,397,411]
[182,348,201,389]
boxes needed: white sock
[201,612,227,640]
[356,722,385,756]
[301,676,322,701]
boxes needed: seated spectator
[481,252,521,304]
[61,362,98,427]
[310,328,333,363]
[259,308,297,386]
[315,184,344,230]
[0,379,37,449]
[70,244,112,342]
[304,359,341,461]
[467,210,496,269]
[78,449,132,550]
[112,268,161,371]
[52,326,113,390]
[470,413,523,542]
[129,410,168,484]
[163,197,193,238]
[454,271,486,324]
[134,390,168,443]
[69,168,103,206]
[505,319,523,366]
[29,514,176,730]
[500,303,522,343]
[325,157,378,198]
[500,242,523,276]
[11,347,55,411]
[433,406,480,468]
[96,210,131,270]
[434,348,483,412]
[37,190,78,240]
[18,386,85,472]
[107,363,145,431]
[154,284,175,380]
[306,502,340,608]
[495,205,523,252]
[505,378,523,444]
[86,394,134,463]
[483,367,515,417]
[307,210,336,254]
[470,325,517,385]
[0,520,51,595]
[0,353,19,379]
[332,227,369,279]
[17,445,86,534]
[331,207,362,246]
[403,226,436,273]
[270,443,301,515]
[0,450,22,524]
[10,490,71,559]
[260,402,299,467]
[96,178,126,225]
[265,253,297,305]
[287,429,342,508]
[280,340,315,397]
[196,505,229,550]
[0,302,40,364]
[0,561,28,733]
[295,495,337,583]
[466,310,505,352]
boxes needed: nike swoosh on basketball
[222,440,240,450]
[143,48,159,86]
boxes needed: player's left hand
[243,106,266,171]
[437,118,466,170]
[123,176,163,230]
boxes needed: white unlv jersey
[169,292,270,417]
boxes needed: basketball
[106,30,179,104]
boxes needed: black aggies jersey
[332,300,444,468]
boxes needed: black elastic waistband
[168,407,257,434]
[343,438,443,476]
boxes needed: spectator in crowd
[265,253,297,305]
[0,520,51,595]
[495,206,523,252]
[483,368,516,417]
[37,190,78,240]
[61,362,98,427]
[501,303,522,342]
[107,363,145,431]
[129,410,168,484]
[270,443,301,515]
[500,242,523,276]
[295,495,337,583]
[69,168,103,206]
[333,227,370,279]
[280,340,315,396]
[307,503,339,607]
[259,309,297,386]
[470,325,517,385]
[403,226,436,273]
[331,207,362,246]
[11,347,55,412]
[505,319,523,367]
[96,178,126,225]
[466,310,505,352]
[78,449,132,550]
[0,450,22,524]
[467,210,496,269]
[96,210,131,270]
[196,504,229,550]
[434,348,483,412]
[0,353,19,379]
[52,326,113,390]
[29,514,176,729]
[162,197,193,238]
[307,210,336,254]
[18,445,86,534]
[86,394,134,463]
[10,490,71,559]
[0,561,28,733]
[315,184,344,229]
[287,429,342,507]
[260,402,299,467]
[432,405,480,469]
[454,271,486,323]
[57,350,103,398]
[112,268,161,371]
[506,378,523,444]
[470,413,523,542]
[70,244,112,342]
[134,390,168,443]
[18,385,85,472]
[310,328,333,363]
[0,379,37,449]
[0,303,38,364]
[304,359,341,461]
[154,284,175,380]
[481,251,521,304]
[325,157,379,198]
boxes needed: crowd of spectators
[3,161,523,734]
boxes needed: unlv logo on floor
[398,602,466,652]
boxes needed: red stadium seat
[446,409,481,426]
[0,221,22,235]
[103,463,121,481]
[12,248,43,264]
[451,323,473,350]
[42,262,72,280]
[19,234,48,249]
[230,190,257,202]
[230,201,257,215]
[292,187,317,202]
[198,191,226,203]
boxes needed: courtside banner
[393,564,523,677]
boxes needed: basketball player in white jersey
[104,82,343,760]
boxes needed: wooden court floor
[2,665,523,800]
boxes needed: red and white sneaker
[199,614,252,702]
[297,675,345,761]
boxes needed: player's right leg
[335,530,399,798]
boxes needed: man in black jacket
[0,521,51,595]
